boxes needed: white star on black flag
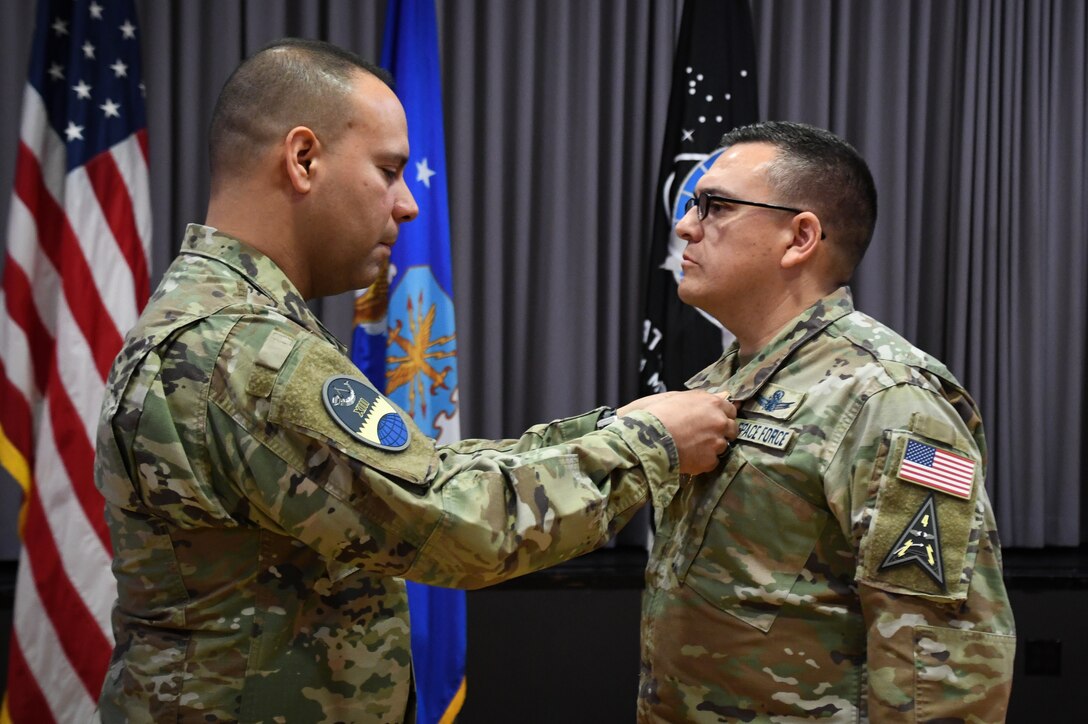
[639,0,759,394]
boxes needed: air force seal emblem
[322,375,410,451]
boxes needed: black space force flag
[639,0,759,393]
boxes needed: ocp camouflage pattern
[638,286,1015,722]
[95,224,680,723]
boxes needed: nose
[674,206,702,242]
[395,184,419,223]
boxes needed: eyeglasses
[683,191,826,239]
[684,192,804,220]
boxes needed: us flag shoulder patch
[897,438,976,500]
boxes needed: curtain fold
[1,1,1085,555]
[439,0,679,435]
[750,0,1087,546]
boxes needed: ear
[283,126,320,194]
[780,211,823,269]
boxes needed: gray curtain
[1,0,1085,556]
[436,0,680,434]
[750,0,1088,546]
[0,0,38,560]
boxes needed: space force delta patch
[879,493,945,588]
[322,375,410,451]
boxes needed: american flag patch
[897,439,976,500]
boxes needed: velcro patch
[322,375,410,451]
[256,329,296,370]
[736,419,794,451]
[862,435,978,599]
[897,438,976,499]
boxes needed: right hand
[622,390,737,474]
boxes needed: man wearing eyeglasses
[637,121,1015,722]
[93,39,740,723]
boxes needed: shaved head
[208,38,393,188]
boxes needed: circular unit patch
[322,375,410,451]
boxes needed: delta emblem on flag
[897,439,977,500]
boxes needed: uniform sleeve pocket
[683,459,829,632]
[914,624,1015,721]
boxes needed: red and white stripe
[1,81,149,723]
[899,447,976,500]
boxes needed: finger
[710,431,729,456]
[714,391,737,413]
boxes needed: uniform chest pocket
[681,456,829,632]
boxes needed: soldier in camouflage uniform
[638,121,1015,722]
[94,39,738,722]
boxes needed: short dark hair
[208,38,393,185]
[719,121,878,280]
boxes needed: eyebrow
[693,185,737,198]
[378,151,410,169]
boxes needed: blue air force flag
[350,0,467,721]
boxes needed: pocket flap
[684,457,829,632]
[914,624,1015,720]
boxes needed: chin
[351,270,379,292]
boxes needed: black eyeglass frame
[684,192,803,219]
[683,192,826,239]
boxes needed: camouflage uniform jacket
[639,286,1015,723]
[95,224,681,723]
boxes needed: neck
[205,186,311,298]
[728,281,836,359]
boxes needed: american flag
[898,439,976,500]
[0,0,150,720]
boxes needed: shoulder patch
[322,376,410,451]
[897,438,976,499]
[878,493,944,588]
[861,432,980,599]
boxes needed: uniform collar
[687,286,856,403]
[178,223,341,348]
